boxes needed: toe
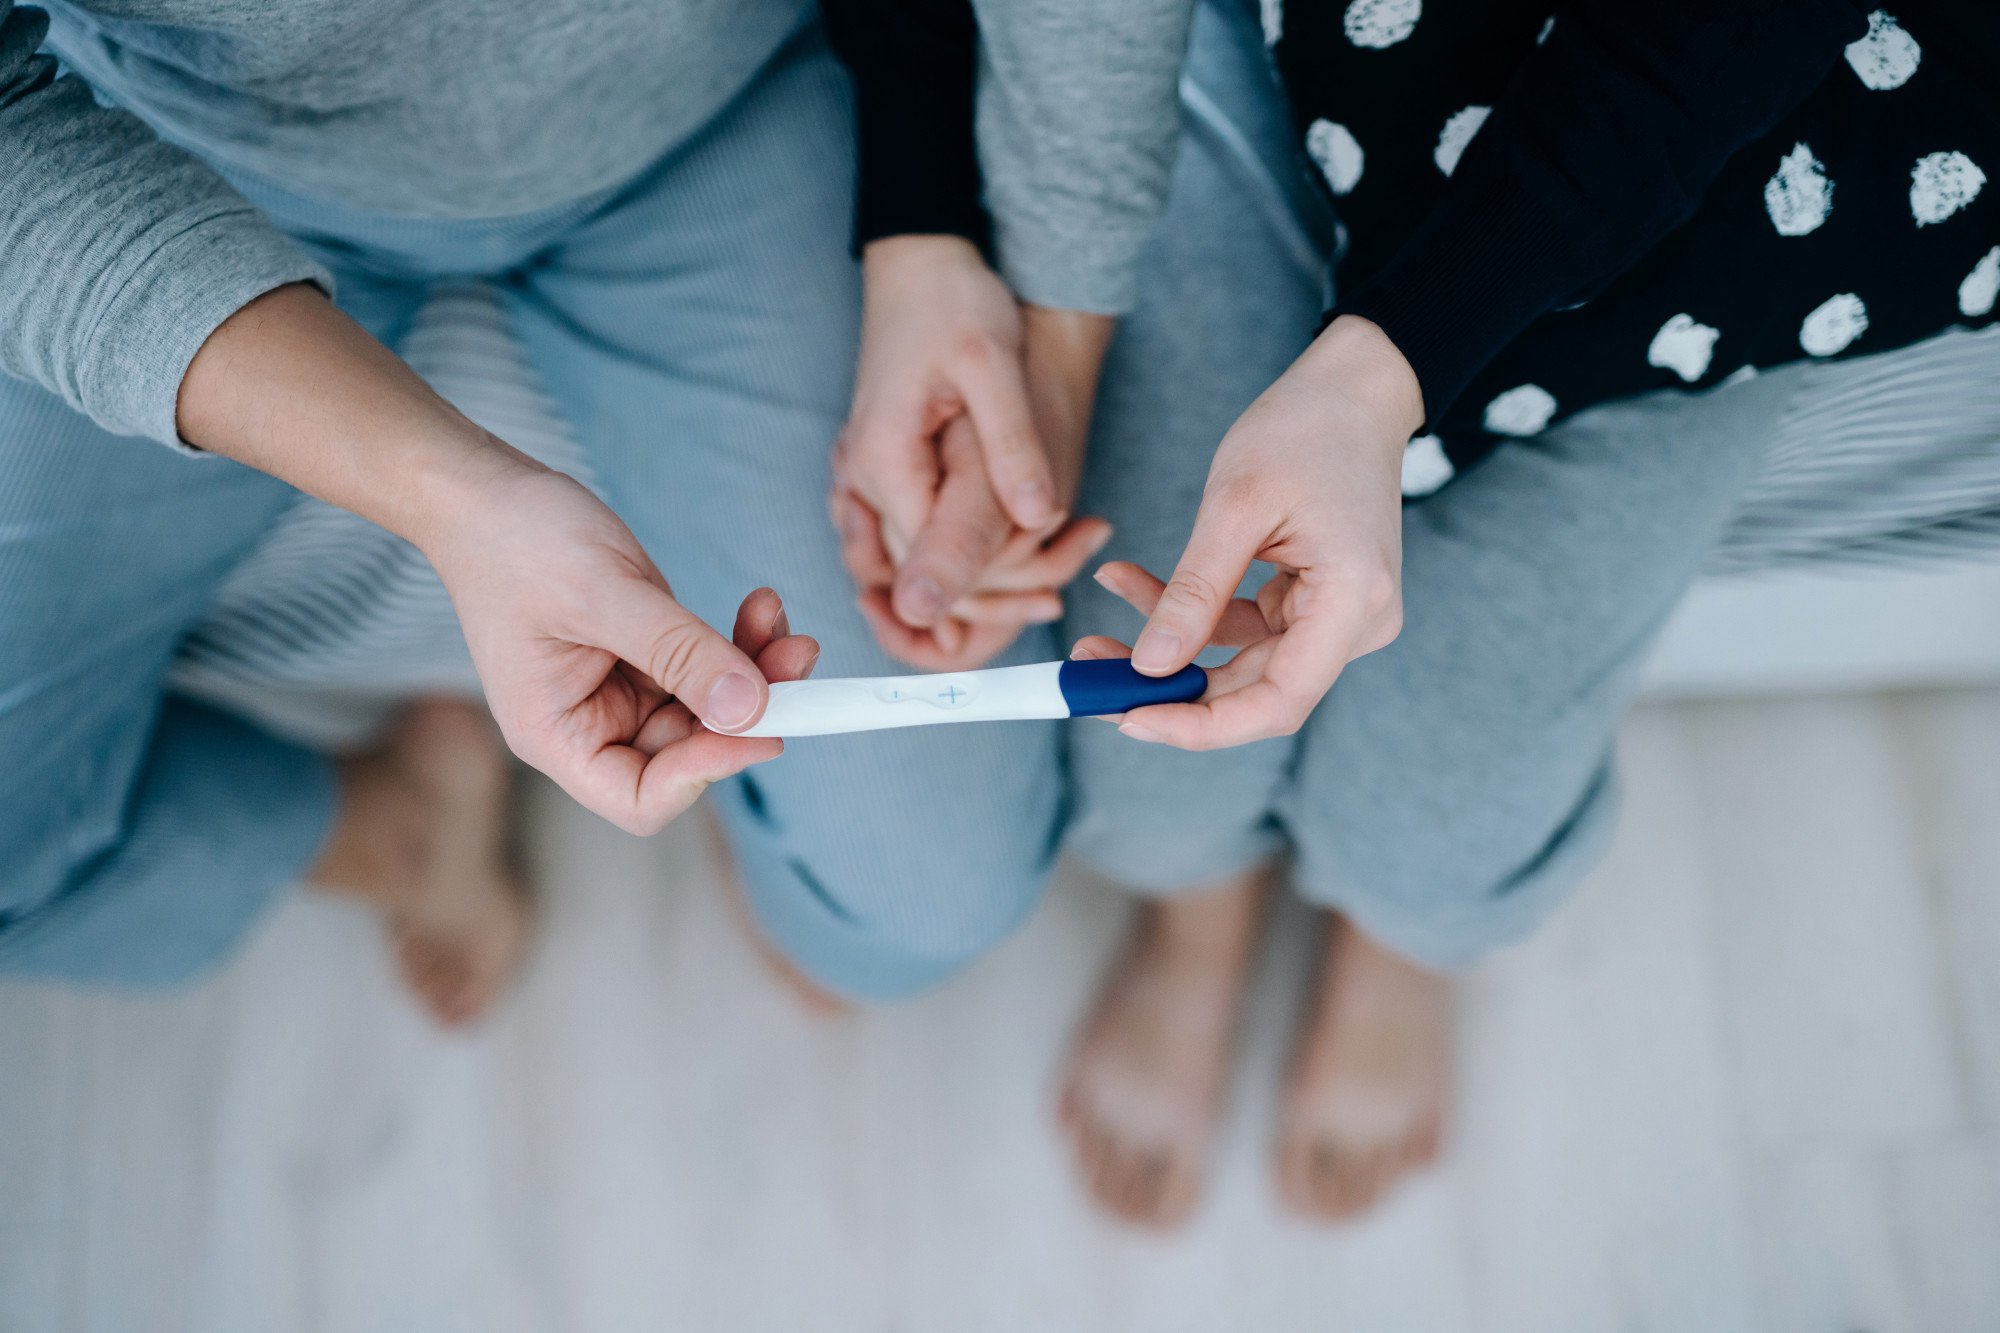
[396,936,454,1026]
[393,928,485,1028]
[1152,1150,1201,1230]
[1340,1145,1399,1220]
[1407,1116,1444,1167]
[1076,1115,1112,1194]
[423,954,469,1025]
[1086,1125,1126,1215]
[395,932,438,989]
[1132,1146,1203,1230]
[438,954,488,1028]
[1329,1144,1384,1220]
[1127,1148,1169,1223]
[1274,1126,1315,1216]
[1094,1137,1137,1220]
[1306,1143,1342,1220]
[1057,1079,1083,1140]
[1105,1140,1156,1225]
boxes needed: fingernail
[773,605,791,639]
[1119,721,1161,743]
[705,671,760,731]
[1088,527,1115,555]
[1014,480,1055,523]
[1092,566,1116,590]
[1030,604,1063,624]
[1131,629,1180,674]
[802,647,821,676]
[899,573,945,623]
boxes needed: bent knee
[1068,808,1282,894]
[1286,767,1622,967]
[764,847,1053,1000]
[0,860,249,990]
[723,770,1058,1001]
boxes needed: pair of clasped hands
[832,235,1421,749]
[181,242,1420,843]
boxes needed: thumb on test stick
[1129,497,1259,677]
[600,578,770,733]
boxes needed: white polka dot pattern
[1434,106,1490,177]
[1845,10,1921,91]
[1764,143,1834,237]
[1910,151,1985,227]
[1647,314,1720,383]
[1483,384,1557,436]
[1342,0,1420,49]
[1290,0,1996,456]
[1305,119,1365,194]
[1961,247,2000,318]
[1800,293,1870,356]
[1400,434,1454,496]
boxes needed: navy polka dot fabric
[1274,2,1999,487]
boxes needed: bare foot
[1057,867,1270,1229]
[701,804,852,1018]
[311,698,531,1027]
[1275,913,1450,1222]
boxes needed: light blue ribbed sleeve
[970,0,1195,315]
[0,2,329,447]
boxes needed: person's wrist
[1303,314,1427,441]
[1020,305,1113,403]
[861,233,987,289]
[393,428,553,562]
[1020,305,1114,503]
[175,282,557,557]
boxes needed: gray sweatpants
[1064,0,2000,967]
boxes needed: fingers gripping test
[738,659,1207,738]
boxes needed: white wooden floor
[3,690,1998,1333]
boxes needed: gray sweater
[970,0,1193,316]
[0,0,810,445]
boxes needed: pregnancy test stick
[738,659,1207,738]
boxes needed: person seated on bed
[0,0,1089,1026]
[819,0,2000,1224]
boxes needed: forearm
[175,283,535,552]
[1018,303,1116,503]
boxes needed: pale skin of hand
[1076,314,1425,751]
[835,235,1115,671]
[177,283,817,835]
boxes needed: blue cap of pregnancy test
[1057,658,1208,717]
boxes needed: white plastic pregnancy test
[738,659,1208,738]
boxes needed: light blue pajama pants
[0,20,1063,996]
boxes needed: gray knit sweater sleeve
[0,2,329,447]
[970,0,1195,315]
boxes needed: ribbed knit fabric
[1,0,812,446]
